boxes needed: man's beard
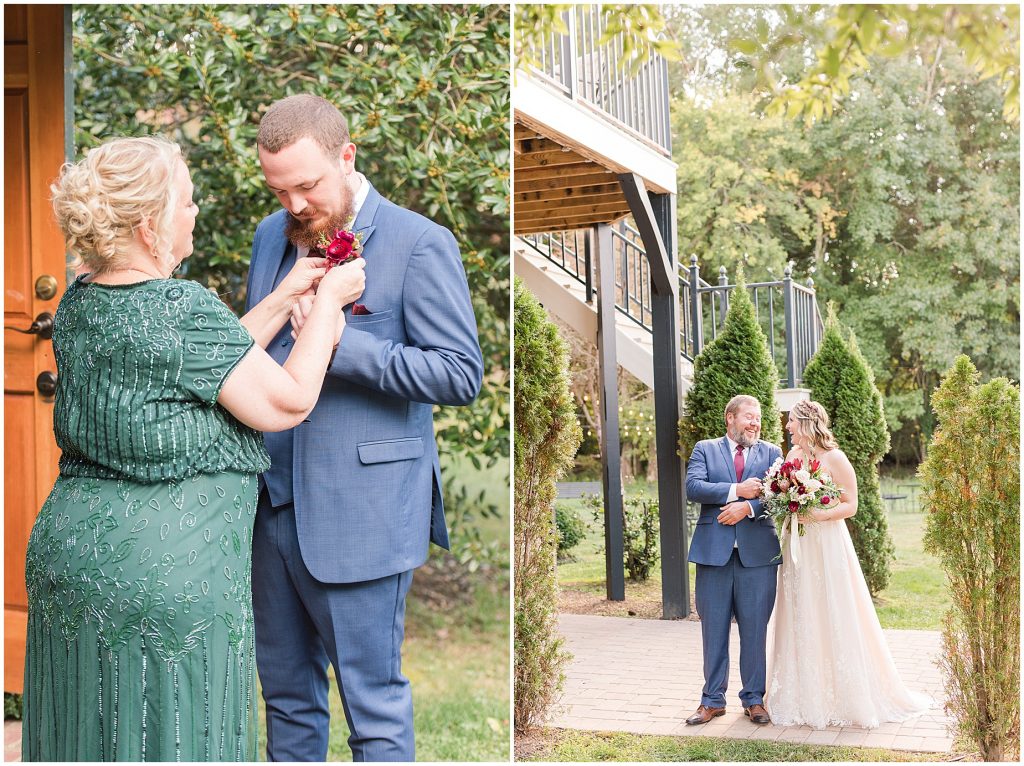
[284,201,355,251]
[729,426,759,448]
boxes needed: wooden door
[4,4,68,694]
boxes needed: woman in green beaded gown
[22,136,366,761]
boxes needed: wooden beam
[515,149,589,170]
[514,161,604,183]
[515,211,631,232]
[514,170,616,193]
[515,182,621,202]
[517,136,572,155]
[516,198,629,217]
[516,221,602,235]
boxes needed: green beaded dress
[22,276,271,762]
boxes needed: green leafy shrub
[802,308,894,595]
[513,279,581,733]
[73,4,510,562]
[555,506,586,558]
[679,270,783,457]
[921,355,1020,762]
[583,490,660,582]
[4,693,22,720]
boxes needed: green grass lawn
[520,729,948,762]
[556,473,950,630]
[258,455,510,761]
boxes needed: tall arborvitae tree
[921,356,1020,762]
[802,308,894,595]
[679,269,783,457]
[513,279,581,733]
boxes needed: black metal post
[689,255,703,358]
[783,264,796,388]
[595,223,625,601]
[718,266,729,330]
[619,174,689,619]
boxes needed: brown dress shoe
[744,703,771,724]
[685,705,725,725]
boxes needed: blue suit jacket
[246,183,483,583]
[686,437,783,567]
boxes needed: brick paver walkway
[5,719,21,762]
[549,614,955,753]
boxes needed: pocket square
[352,303,372,315]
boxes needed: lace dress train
[765,518,931,729]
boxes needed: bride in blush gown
[765,400,931,729]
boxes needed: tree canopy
[669,7,1019,461]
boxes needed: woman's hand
[276,256,328,300]
[289,259,366,345]
[317,258,366,307]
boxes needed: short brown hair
[257,94,350,155]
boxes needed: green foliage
[584,490,660,582]
[4,692,23,720]
[513,278,581,734]
[679,270,783,458]
[673,94,841,278]
[727,5,1020,124]
[515,4,681,75]
[920,355,1020,762]
[555,506,586,558]
[666,18,1020,461]
[802,309,894,595]
[73,4,510,558]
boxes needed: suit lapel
[718,437,734,479]
[741,442,760,481]
[353,182,381,251]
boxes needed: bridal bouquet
[759,457,841,560]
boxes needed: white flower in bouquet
[793,469,811,484]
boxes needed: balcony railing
[521,225,825,388]
[529,6,672,155]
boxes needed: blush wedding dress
[765,512,932,728]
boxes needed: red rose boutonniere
[318,226,363,270]
[316,225,371,314]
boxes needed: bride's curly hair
[50,135,182,274]
[790,400,839,452]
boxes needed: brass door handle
[5,311,54,340]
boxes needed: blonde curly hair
[790,400,839,452]
[50,136,183,274]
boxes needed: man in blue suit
[684,394,782,727]
[245,94,483,761]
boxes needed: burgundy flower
[797,485,807,495]
[788,501,799,512]
[821,496,831,505]
[770,481,780,493]
[324,228,359,269]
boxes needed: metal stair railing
[528,6,672,155]
[520,225,825,387]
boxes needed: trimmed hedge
[921,356,1020,762]
[679,270,783,456]
[802,308,894,595]
[513,279,581,733]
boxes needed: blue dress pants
[252,491,415,761]
[694,549,777,709]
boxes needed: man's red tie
[734,444,745,483]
